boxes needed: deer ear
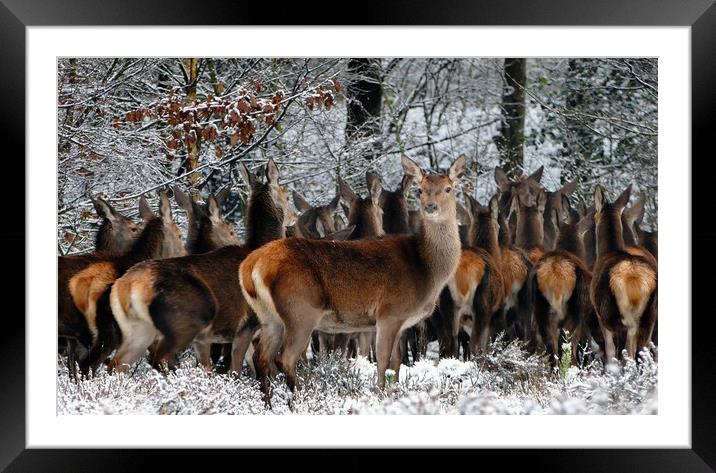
[315,218,326,238]
[560,178,578,196]
[560,193,571,215]
[401,155,424,182]
[266,158,280,186]
[456,201,471,225]
[172,186,193,214]
[238,162,256,188]
[594,185,607,213]
[92,197,118,222]
[577,213,592,238]
[328,224,355,241]
[489,195,500,221]
[338,177,357,204]
[550,207,561,232]
[138,195,155,222]
[537,190,548,213]
[631,192,647,225]
[508,194,520,220]
[494,167,511,192]
[328,193,341,213]
[159,192,173,223]
[400,174,414,198]
[366,171,383,206]
[448,154,467,182]
[214,187,231,207]
[615,184,632,209]
[529,166,544,183]
[341,202,351,219]
[292,191,312,213]
[207,195,221,222]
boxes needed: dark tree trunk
[345,58,383,161]
[494,58,527,180]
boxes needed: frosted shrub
[57,340,657,415]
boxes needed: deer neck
[516,213,543,249]
[245,187,285,250]
[470,219,501,261]
[417,213,462,288]
[497,214,512,246]
[121,218,164,267]
[596,212,625,257]
[555,226,585,260]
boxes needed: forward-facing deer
[590,185,657,363]
[441,194,505,357]
[531,195,593,367]
[106,160,295,375]
[67,193,186,375]
[240,155,466,402]
[58,197,142,378]
[511,189,548,263]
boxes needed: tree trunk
[183,58,200,198]
[345,58,383,161]
[495,58,527,180]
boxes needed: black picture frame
[2,0,713,470]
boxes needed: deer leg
[108,322,157,374]
[66,338,78,381]
[625,325,639,361]
[229,324,258,375]
[277,316,318,393]
[389,330,405,383]
[601,326,616,366]
[256,315,284,401]
[376,319,402,390]
[192,340,212,370]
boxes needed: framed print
[2,0,714,470]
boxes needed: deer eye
[131,227,138,233]
[417,189,423,195]
[445,187,452,193]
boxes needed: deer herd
[58,155,658,407]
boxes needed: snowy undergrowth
[57,339,657,415]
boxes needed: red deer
[441,194,505,357]
[58,197,142,378]
[173,186,235,255]
[339,171,385,239]
[511,189,548,263]
[67,193,186,375]
[622,191,658,261]
[292,191,341,239]
[495,166,544,243]
[378,172,430,365]
[106,160,295,375]
[531,195,593,367]
[620,190,658,346]
[590,185,657,363]
[492,195,533,343]
[311,172,385,359]
[542,179,579,251]
[88,189,242,374]
[240,155,466,402]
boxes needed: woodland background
[56,57,657,253]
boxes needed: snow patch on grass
[57,339,657,415]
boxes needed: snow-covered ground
[57,338,657,415]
